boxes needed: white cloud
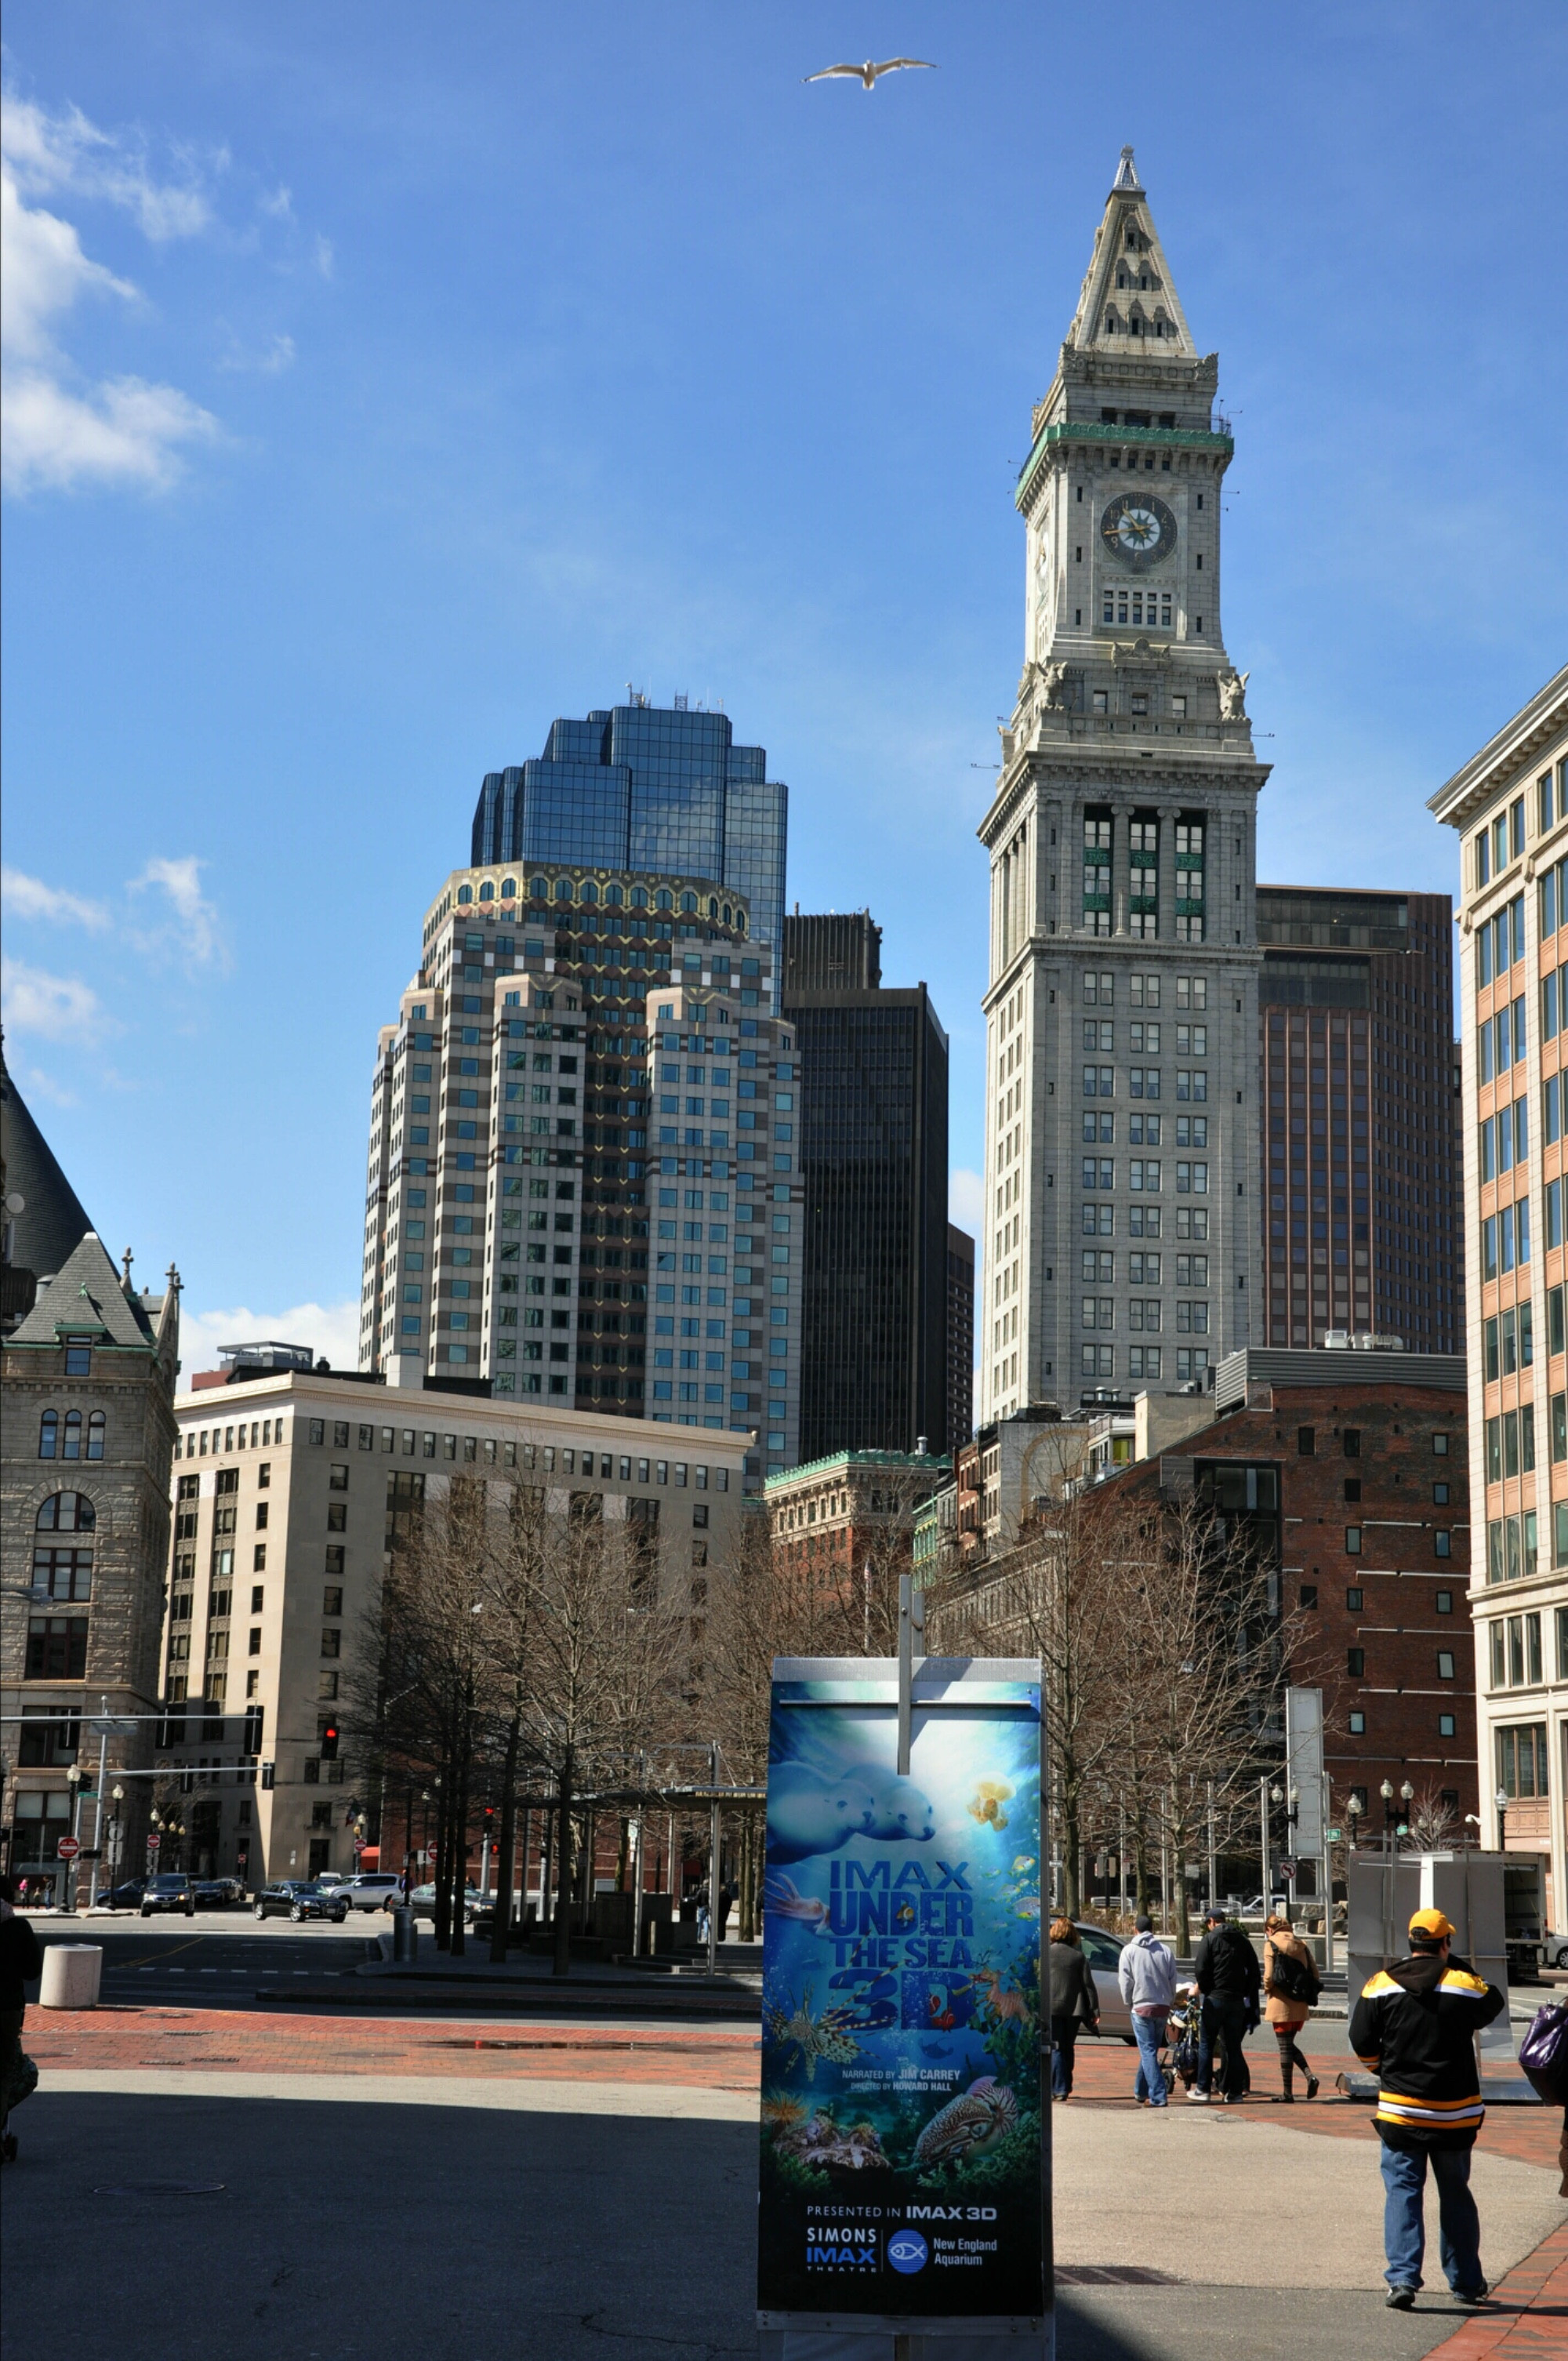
[1,955,108,1043]
[259,184,293,222]
[314,232,333,279]
[2,92,212,242]
[128,855,227,971]
[1,865,111,929]
[217,328,294,375]
[1,88,220,494]
[181,1299,362,1376]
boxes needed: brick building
[927,1349,1475,1867]
[764,1447,952,1586]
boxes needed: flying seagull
[804,58,937,90]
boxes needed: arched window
[479,880,495,903]
[735,910,746,935]
[554,879,572,903]
[655,888,673,912]
[631,885,648,910]
[1105,311,1118,332]
[722,904,732,927]
[87,1411,105,1461]
[63,1411,82,1461]
[604,882,622,906]
[36,1491,95,1532]
[705,896,717,920]
[580,880,598,906]
[681,892,697,915]
[501,877,517,899]
[34,1492,94,1605]
[457,884,474,906]
[39,1411,58,1459]
[529,876,548,901]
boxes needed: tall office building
[360,859,801,1488]
[783,914,949,1460]
[1430,667,1568,1894]
[946,1224,976,1453]
[1257,886,1461,1349]
[979,148,1265,1422]
[470,699,788,993]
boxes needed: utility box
[1346,1851,1512,2059]
[1502,1853,1549,1978]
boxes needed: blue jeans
[1132,2010,1168,2105]
[1379,2139,1483,2294]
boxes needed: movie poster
[757,1661,1045,2326]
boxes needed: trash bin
[40,1944,103,2009]
[391,1906,418,1962]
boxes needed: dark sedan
[91,1880,147,1912]
[252,1881,348,1923]
[140,1874,197,1918]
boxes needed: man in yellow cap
[1348,1906,1504,2309]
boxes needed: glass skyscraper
[471,701,787,987]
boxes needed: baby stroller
[1163,1989,1202,2097]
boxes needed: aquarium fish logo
[887,2228,929,2275]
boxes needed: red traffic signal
[320,1720,340,1762]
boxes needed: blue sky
[3,3,1566,1368]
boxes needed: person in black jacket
[1190,1907,1260,2105]
[1348,1905,1505,2310]
[0,1876,44,2153]
[1047,1918,1100,2099]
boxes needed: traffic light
[320,1720,339,1763]
[260,1760,275,1791]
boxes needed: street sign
[1279,1856,1298,1878]
[1327,1828,1342,1842]
[147,1833,162,1852]
[56,1835,80,1861]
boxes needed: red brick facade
[1125,1375,1475,1827]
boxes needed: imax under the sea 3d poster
[757,1658,1045,2326]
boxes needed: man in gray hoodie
[1117,1914,1178,2109]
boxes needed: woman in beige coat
[1261,1914,1320,2102]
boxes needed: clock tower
[979,148,1266,1425]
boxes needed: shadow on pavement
[2,2092,1493,2361]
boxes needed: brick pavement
[1062,2036,1564,2171]
[23,2005,761,2090]
[1422,2221,1568,2358]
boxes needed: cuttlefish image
[967,1778,1015,1832]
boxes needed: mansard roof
[0,1044,94,1282]
[9,1227,159,1351]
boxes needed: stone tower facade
[978,148,1268,1422]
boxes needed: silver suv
[332,1872,402,1913]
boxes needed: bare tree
[1402,1784,1461,1853]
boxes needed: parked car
[314,1872,349,1890]
[409,1883,483,1923]
[91,1880,147,1912]
[252,1880,349,1923]
[141,1874,196,1919]
[331,1872,403,1913]
[1073,1921,1135,2041]
[193,1879,241,1909]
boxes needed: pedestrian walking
[695,1880,710,1943]
[1048,1917,1099,2100]
[1262,1912,1321,2102]
[0,1876,43,2162]
[1116,1914,1178,2109]
[712,1881,731,1941]
[1189,1906,1260,2105]
[1348,1905,1504,2310]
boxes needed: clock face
[1101,491,1177,570]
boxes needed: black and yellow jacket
[1348,1950,1505,2149]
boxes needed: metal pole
[896,1575,924,1778]
[1259,1776,1270,1923]
[632,1753,646,1962]
[707,1742,720,1977]
[1205,1779,1217,1914]
[89,1702,110,1910]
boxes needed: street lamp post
[1495,1782,1510,1853]
[107,1785,125,1887]
[1381,1778,1396,1855]
[64,1763,82,1912]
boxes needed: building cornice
[1427,666,1568,833]
[1016,419,1233,513]
[979,746,1270,848]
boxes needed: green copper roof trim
[1015,419,1233,508]
[764,1447,953,1491]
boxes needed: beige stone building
[163,1361,751,1884]
[1430,664,1568,1918]
[2,1057,179,1903]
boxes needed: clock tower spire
[976,152,1266,1429]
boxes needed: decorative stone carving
[1218,669,1250,721]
